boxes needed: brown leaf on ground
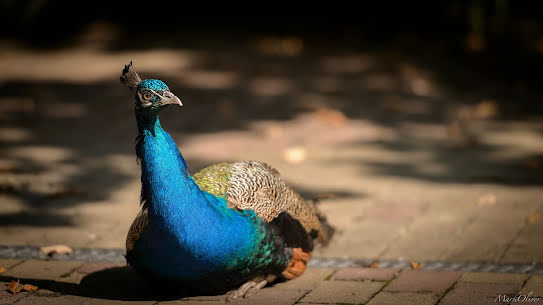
[45,187,86,199]
[478,194,497,206]
[21,284,38,292]
[39,244,73,256]
[313,108,348,127]
[5,279,22,295]
[528,213,541,224]
[474,100,498,119]
[0,265,6,273]
[410,261,422,270]
[368,261,379,268]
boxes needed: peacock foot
[225,279,267,302]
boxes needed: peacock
[120,62,333,300]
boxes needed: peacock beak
[161,91,183,106]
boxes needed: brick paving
[2,259,543,305]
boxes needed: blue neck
[135,111,263,277]
[136,112,201,226]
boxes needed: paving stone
[77,262,126,274]
[502,219,543,263]
[82,298,156,305]
[159,301,224,305]
[459,272,528,285]
[14,295,87,305]
[366,291,438,305]
[522,275,543,297]
[381,208,475,261]
[228,288,307,305]
[445,208,529,262]
[3,260,82,280]
[318,220,401,258]
[274,268,334,290]
[384,270,461,294]
[0,259,21,270]
[300,280,383,304]
[58,271,86,284]
[363,202,424,224]
[77,265,152,300]
[439,281,522,305]
[331,267,398,281]
[180,294,227,302]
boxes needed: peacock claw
[225,279,267,302]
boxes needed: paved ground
[1,28,543,303]
[1,40,543,263]
[2,258,543,305]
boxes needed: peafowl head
[120,61,182,113]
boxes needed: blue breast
[132,118,266,281]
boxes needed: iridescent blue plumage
[122,69,292,293]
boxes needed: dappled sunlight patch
[0,47,195,83]
[180,113,394,165]
[7,146,73,164]
[0,128,32,142]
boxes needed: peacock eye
[142,91,152,100]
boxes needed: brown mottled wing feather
[126,161,333,255]
[126,209,148,252]
[228,161,332,246]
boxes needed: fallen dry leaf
[0,265,6,273]
[313,108,348,128]
[528,213,541,224]
[474,100,498,119]
[410,261,422,270]
[5,279,22,295]
[281,146,307,164]
[369,261,379,268]
[21,284,38,292]
[478,194,497,206]
[39,244,73,256]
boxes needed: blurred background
[0,1,542,263]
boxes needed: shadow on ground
[0,266,203,301]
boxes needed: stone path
[1,44,543,263]
[1,35,543,304]
[1,258,543,305]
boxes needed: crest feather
[120,61,141,89]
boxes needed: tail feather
[307,194,335,246]
[316,212,335,246]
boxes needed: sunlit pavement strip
[1,245,542,274]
